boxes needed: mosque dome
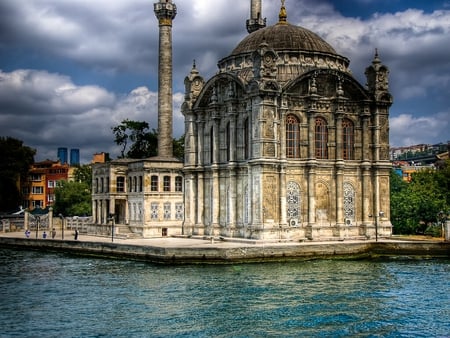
[231,22,338,56]
[217,5,350,82]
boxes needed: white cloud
[0,69,175,163]
[390,113,450,147]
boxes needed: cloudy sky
[1,0,449,163]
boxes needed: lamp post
[108,213,115,242]
[376,211,384,242]
[35,216,40,239]
[437,211,448,238]
[58,214,64,240]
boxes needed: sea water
[0,248,448,337]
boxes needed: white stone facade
[182,11,393,240]
[91,158,184,237]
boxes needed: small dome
[231,23,337,56]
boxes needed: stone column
[197,118,204,165]
[279,165,287,226]
[212,169,220,234]
[229,112,237,162]
[306,109,317,238]
[229,168,237,235]
[335,111,344,233]
[154,1,177,158]
[196,172,204,235]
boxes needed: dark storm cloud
[0,0,449,163]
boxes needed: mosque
[91,0,393,240]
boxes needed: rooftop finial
[279,0,287,24]
[373,48,381,64]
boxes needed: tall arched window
[315,117,328,159]
[286,114,300,158]
[342,118,354,160]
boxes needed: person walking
[74,229,78,240]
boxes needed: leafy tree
[53,180,91,217]
[390,163,450,235]
[173,134,185,160]
[73,164,92,189]
[0,136,35,212]
[112,119,157,158]
[111,119,184,160]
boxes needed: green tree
[111,119,184,160]
[112,119,157,158]
[53,180,91,217]
[0,136,35,212]
[390,164,450,235]
[73,164,92,189]
[173,134,185,160]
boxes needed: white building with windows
[91,157,184,237]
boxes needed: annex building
[92,0,393,240]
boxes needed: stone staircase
[115,225,142,239]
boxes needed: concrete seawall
[1,235,449,264]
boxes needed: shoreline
[0,232,448,264]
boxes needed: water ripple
[0,250,448,337]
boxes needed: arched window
[343,182,355,221]
[315,117,328,159]
[286,114,300,158]
[342,119,354,160]
[287,181,301,219]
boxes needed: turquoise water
[0,249,449,337]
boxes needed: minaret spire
[246,0,266,33]
[154,0,177,158]
[278,0,288,24]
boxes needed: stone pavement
[1,231,448,264]
[0,230,444,248]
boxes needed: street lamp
[437,211,448,238]
[376,211,384,242]
[108,213,115,242]
[58,214,64,240]
[35,216,40,239]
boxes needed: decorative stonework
[181,1,393,240]
[343,182,355,220]
[287,181,301,219]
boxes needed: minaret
[246,0,266,33]
[154,0,177,158]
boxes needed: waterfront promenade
[0,231,448,264]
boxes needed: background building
[57,147,68,164]
[70,148,80,166]
[22,160,70,210]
